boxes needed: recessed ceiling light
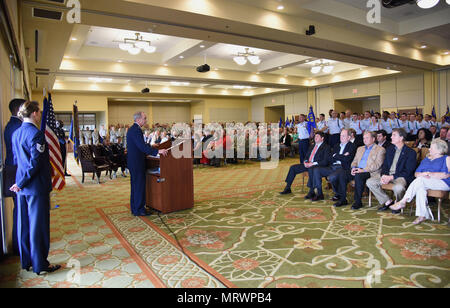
[179,55,184,59]
[71,37,77,41]
[278,66,283,70]
[277,5,284,10]
[443,51,449,55]
[392,37,399,41]
[200,45,205,48]
[117,60,123,63]
[164,63,168,66]
[420,45,427,49]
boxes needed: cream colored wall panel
[397,74,423,92]
[209,108,249,123]
[284,93,294,115]
[447,70,450,111]
[396,90,423,107]
[316,87,333,116]
[293,91,308,115]
[153,102,191,124]
[381,91,397,109]
[380,78,396,94]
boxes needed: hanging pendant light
[416,0,440,9]
[118,33,157,55]
[232,48,261,65]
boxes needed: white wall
[252,73,428,120]
[438,69,450,118]
[252,89,308,122]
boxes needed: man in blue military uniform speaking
[10,101,60,274]
[127,111,168,216]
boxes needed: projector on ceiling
[196,64,210,73]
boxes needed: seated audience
[279,127,292,159]
[366,128,417,212]
[429,125,439,140]
[333,131,385,209]
[414,128,432,149]
[313,129,356,204]
[280,132,330,196]
[439,127,449,141]
[390,139,450,224]
[376,130,391,149]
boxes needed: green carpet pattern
[1,156,449,288]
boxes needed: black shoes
[280,187,292,195]
[38,264,61,275]
[351,203,363,210]
[333,200,348,207]
[304,192,315,199]
[378,200,394,212]
[331,196,340,201]
[311,194,324,202]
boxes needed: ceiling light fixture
[392,37,399,41]
[310,59,334,74]
[118,33,156,55]
[277,5,284,10]
[416,0,440,9]
[233,48,261,65]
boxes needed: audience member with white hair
[390,138,450,224]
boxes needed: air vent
[33,8,63,21]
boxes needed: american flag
[41,94,66,190]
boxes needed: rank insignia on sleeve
[37,143,45,153]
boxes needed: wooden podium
[145,140,194,214]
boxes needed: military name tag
[37,143,45,153]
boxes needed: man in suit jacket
[312,129,356,204]
[3,98,25,255]
[376,130,391,149]
[348,131,385,209]
[127,112,167,216]
[366,128,417,213]
[280,131,330,198]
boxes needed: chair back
[79,145,94,160]
[412,148,420,162]
[420,148,430,161]
[405,141,414,148]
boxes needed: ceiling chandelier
[310,59,334,74]
[233,48,261,65]
[416,0,440,8]
[118,33,156,55]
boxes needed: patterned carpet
[1,155,449,288]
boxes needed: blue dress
[416,155,450,187]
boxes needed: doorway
[334,96,380,114]
[265,105,285,124]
